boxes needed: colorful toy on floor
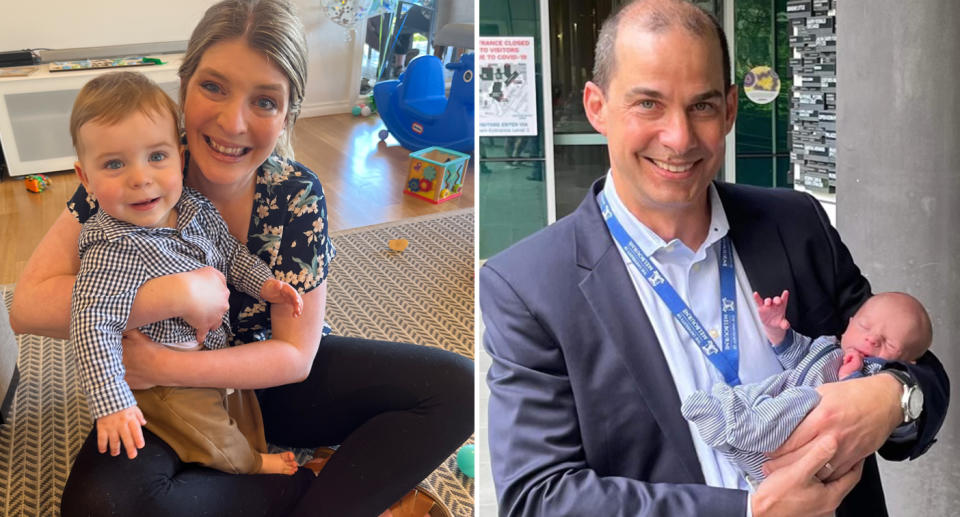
[403,146,469,204]
[352,94,378,117]
[374,53,474,153]
[456,444,474,478]
[24,174,51,193]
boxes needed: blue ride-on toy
[373,53,474,153]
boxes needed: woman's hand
[127,266,229,341]
[173,266,231,343]
[121,330,167,389]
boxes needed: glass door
[734,0,792,187]
[478,0,548,259]
[546,0,615,220]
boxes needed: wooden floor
[0,113,474,285]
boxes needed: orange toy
[24,174,52,193]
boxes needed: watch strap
[883,367,915,387]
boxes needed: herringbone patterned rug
[0,208,475,517]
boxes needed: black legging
[60,335,474,517]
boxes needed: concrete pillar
[837,1,960,515]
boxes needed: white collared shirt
[599,172,785,493]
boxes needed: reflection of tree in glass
[734,0,794,161]
[736,3,773,116]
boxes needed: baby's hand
[753,290,791,345]
[96,406,147,459]
[260,279,304,317]
[838,350,865,379]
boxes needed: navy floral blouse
[68,153,336,345]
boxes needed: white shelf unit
[0,55,182,177]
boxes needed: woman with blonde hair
[11,1,472,515]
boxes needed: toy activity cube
[404,147,470,204]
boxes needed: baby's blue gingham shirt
[70,187,272,420]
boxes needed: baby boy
[681,290,931,484]
[70,71,302,475]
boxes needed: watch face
[908,388,924,419]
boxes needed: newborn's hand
[97,406,147,459]
[753,290,791,345]
[260,279,304,317]
[838,351,864,379]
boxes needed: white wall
[0,0,216,50]
[294,0,364,116]
[0,0,359,116]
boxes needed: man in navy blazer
[479,1,949,516]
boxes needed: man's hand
[752,435,863,517]
[260,279,304,317]
[96,406,147,459]
[177,266,230,343]
[764,374,902,481]
[122,329,166,390]
[753,290,790,345]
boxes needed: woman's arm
[122,282,327,389]
[125,266,230,342]
[11,209,82,338]
[12,208,229,339]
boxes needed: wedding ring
[815,461,834,480]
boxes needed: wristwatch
[883,368,923,423]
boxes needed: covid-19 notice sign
[478,37,538,136]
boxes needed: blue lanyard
[598,192,741,386]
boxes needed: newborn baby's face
[840,295,922,363]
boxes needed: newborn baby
[681,291,932,484]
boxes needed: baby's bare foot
[259,451,298,475]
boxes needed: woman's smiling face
[182,37,290,186]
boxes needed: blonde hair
[70,71,180,157]
[178,0,307,160]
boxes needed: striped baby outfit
[680,330,885,484]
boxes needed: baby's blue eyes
[101,152,167,170]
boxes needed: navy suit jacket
[480,178,949,516]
